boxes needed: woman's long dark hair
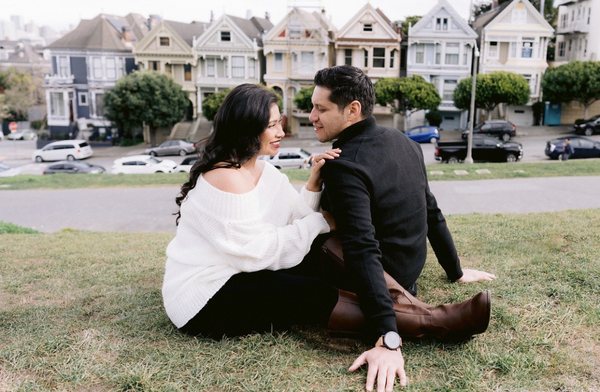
[174,84,279,225]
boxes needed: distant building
[555,0,599,63]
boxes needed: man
[310,65,496,390]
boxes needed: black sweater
[321,117,463,340]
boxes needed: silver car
[144,140,196,157]
[260,148,312,169]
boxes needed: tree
[0,68,36,121]
[542,61,600,119]
[104,71,188,145]
[375,76,441,113]
[201,89,230,122]
[293,86,314,112]
[453,72,530,119]
[399,15,422,39]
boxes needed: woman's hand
[306,148,341,192]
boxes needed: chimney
[121,26,134,42]
[210,10,214,23]
[246,9,252,19]
[265,11,270,21]
[147,14,162,30]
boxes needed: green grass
[1,159,599,190]
[0,221,39,234]
[1,210,599,391]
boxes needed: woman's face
[258,104,285,157]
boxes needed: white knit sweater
[162,162,330,328]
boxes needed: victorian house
[263,7,335,135]
[472,0,553,126]
[193,14,272,117]
[335,3,401,128]
[133,18,208,120]
[44,13,149,139]
[407,0,477,130]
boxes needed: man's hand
[457,268,496,283]
[349,346,408,391]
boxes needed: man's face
[309,86,352,143]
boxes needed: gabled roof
[472,0,553,37]
[0,41,47,64]
[165,20,209,46]
[264,7,335,42]
[336,3,399,42]
[227,15,273,45]
[194,14,270,49]
[471,1,511,36]
[46,13,149,52]
[410,0,477,39]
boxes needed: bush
[425,110,442,127]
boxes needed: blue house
[44,13,150,140]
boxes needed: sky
[4,0,474,31]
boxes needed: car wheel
[506,153,517,163]
[156,170,164,173]
[501,133,511,142]
[149,151,157,157]
[430,137,437,144]
[35,156,43,163]
[447,156,459,164]
[179,150,186,156]
[584,127,593,136]
[66,155,75,161]
[275,166,281,170]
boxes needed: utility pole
[465,45,479,164]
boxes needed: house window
[415,44,424,64]
[442,79,457,101]
[78,92,88,106]
[206,58,215,77]
[435,44,441,64]
[92,93,105,117]
[301,51,314,71]
[558,41,565,57]
[231,56,245,78]
[149,60,159,71]
[435,18,448,31]
[522,74,535,94]
[57,56,69,77]
[363,23,373,32]
[344,49,352,66]
[588,8,591,24]
[373,48,385,68]
[364,49,369,67]
[50,92,65,117]
[92,57,103,79]
[445,43,459,64]
[584,39,588,56]
[274,53,283,72]
[220,31,231,41]
[106,58,116,79]
[248,58,256,78]
[289,25,302,39]
[184,64,192,81]
[521,38,534,58]
[488,41,498,58]
[116,58,125,77]
[390,49,396,68]
[159,37,170,46]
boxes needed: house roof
[0,40,47,64]
[264,7,334,42]
[164,20,209,46]
[227,15,273,45]
[471,1,511,37]
[410,0,477,40]
[46,13,149,52]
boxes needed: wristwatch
[381,331,402,350]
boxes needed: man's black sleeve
[322,161,397,341]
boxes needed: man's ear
[347,100,362,120]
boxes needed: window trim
[78,92,89,106]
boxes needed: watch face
[383,331,401,350]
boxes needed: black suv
[573,115,600,136]
[462,120,517,142]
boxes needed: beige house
[263,8,335,136]
[134,19,208,119]
[193,14,272,116]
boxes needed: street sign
[8,122,17,132]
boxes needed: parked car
[462,120,517,141]
[175,156,198,173]
[32,140,93,162]
[573,115,600,136]
[544,135,600,160]
[260,147,312,169]
[43,161,106,175]
[0,162,21,177]
[435,135,523,163]
[144,140,196,157]
[6,129,38,140]
[403,125,440,144]
[112,155,177,174]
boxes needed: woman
[163,84,340,337]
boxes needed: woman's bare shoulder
[202,168,255,194]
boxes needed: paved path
[1,176,599,233]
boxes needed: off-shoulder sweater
[162,162,330,328]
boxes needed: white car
[174,156,198,173]
[0,162,21,177]
[7,129,38,140]
[260,148,312,169]
[111,155,177,174]
[32,140,93,162]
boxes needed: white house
[407,0,478,130]
[554,0,599,63]
[472,0,553,126]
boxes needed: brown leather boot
[327,290,491,341]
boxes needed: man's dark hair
[313,65,374,117]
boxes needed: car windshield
[78,142,89,148]
[300,149,311,156]
[148,157,161,164]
